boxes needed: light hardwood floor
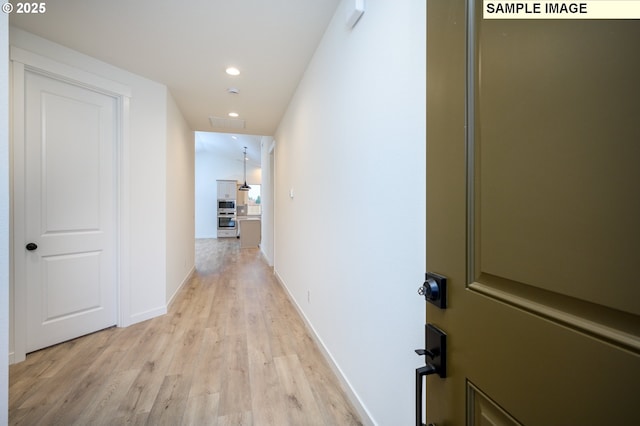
[9,238,363,425]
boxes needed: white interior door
[23,70,117,353]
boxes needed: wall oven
[217,198,237,237]
[217,213,237,237]
[217,199,236,214]
[218,215,236,229]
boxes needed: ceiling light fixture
[239,147,251,191]
[228,112,239,118]
[225,67,240,76]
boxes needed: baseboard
[273,269,375,426]
[259,246,273,267]
[128,306,167,326]
[128,264,195,326]
[167,265,196,309]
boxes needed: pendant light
[239,146,251,191]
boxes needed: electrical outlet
[307,290,310,303]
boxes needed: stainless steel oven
[218,215,236,229]
[217,213,237,237]
[217,199,236,214]
[217,199,237,237]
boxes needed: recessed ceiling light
[231,136,238,140]
[225,67,240,76]
[228,112,239,118]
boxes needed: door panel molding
[469,278,640,354]
[464,2,640,357]
[465,0,478,287]
[466,381,522,426]
[10,47,132,363]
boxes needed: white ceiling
[195,132,263,168]
[9,0,341,141]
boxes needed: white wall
[195,136,261,239]
[166,92,195,304]
[273,1,426,424]
[9,28,169,328]
[1,15,10,426]
[260,136,274,266]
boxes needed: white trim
[117,94,132,327]
[11,60,27,363]
[259,245,271,267]
[273,269,375,426]
[10,47,131,361]
[269,142,276,268]
[166,266,196,309]
[128,306,168,326]
[10,46,131,98]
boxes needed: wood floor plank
[110,412,150,426]
[189,328,224,398]
[299,348,364,426]
[216,333,252,416]
[167,327,204,376]
[182,392,220,426]
[116,331,176,417]
[145,374,191,426]
[274,354,324,426]
[247,351,289,426]
[9,239,362,426]
[37,346,132,424]
[217,411,253,426]
[74,368,140,424]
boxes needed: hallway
[9,239,362,425]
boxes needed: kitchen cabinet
[217,180,237,200]
[236,189,248,205]
[239,218,261,248]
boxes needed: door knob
[25,242,38,251]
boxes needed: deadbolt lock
[418,272,447,309]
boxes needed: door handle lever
[415,324,447,378]
[414,348,440,359]
[415,324,447,426]
[416,365,437,426]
